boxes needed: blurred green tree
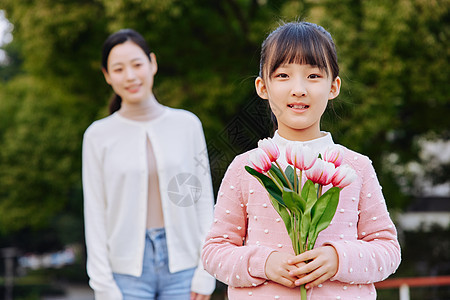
[0,0,109,237]
[0,0,448,245]
[315,0,449,207]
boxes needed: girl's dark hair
[101,29,152,114]
[259,21,339,80]
[259,22,339,132]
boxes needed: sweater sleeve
[326,158,401,284]
[190,119,216,295]
[82,129,122,300]
[201,155,275,288]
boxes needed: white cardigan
[82,107,216,300]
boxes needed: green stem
[267,172,283,191]
[300,284,307,300]
[294,166,298,194]
[317,184,323,198]
[292,215,298,255]
[275,161,293,190]
[298,216,305,255]
[299,170,303,194]
[298,236,303,256]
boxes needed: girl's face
[103,41,157,105]
[255,63,340,141]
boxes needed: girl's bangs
[266,28,330,78]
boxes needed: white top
[82,107,216,300]
[273,130,334,165]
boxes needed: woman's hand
[288,246,339,289]
[265,251,305,288]
[190,292,211,300]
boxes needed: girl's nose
[292,80,307,97]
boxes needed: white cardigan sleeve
[190,119,216,295]
[82,128,122,300]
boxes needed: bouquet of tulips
[245,138,357,299]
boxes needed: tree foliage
[316,0,449,206]
[0,0,448,245]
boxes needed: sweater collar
[118,97,165,122]
[113,106,168,126]
[272,130,335,165]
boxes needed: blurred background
[0,0,448,299]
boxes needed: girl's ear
[255,76,269,100]
[102,68,111,85]
[328,76,341,100]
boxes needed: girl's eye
[308,74,321,79]
[113,68,122,73]
[275,73,289,79]
[134,63,142,68]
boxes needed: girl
[82,29,215,300]
[201,21,401,299]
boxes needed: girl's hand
[265,251,302,288]
[287,246,339,289]
[190,292,211,300]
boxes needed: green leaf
[246,166,297,246]
[268,168,285,190]
[308,187,341,249]
[270,163,290,188]
[281,187,305,214]
[285,165,299,190]
[245,166,284,205]
[302,180,318,210]
[299,180,318,251]
[268,195,292,236]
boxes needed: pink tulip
[258,138,280,162]
[331,164,357,188]
[286,142,317,170]
[323,146,344,167]
[305,159,336,186]
[285,142,295,166]
[248,148,272,173]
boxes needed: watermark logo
[194,96,274,188]
[167,173,202,207]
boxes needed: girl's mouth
[288,104,309,109]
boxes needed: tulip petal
[248,148,272,173]
[323,146,344,167]
[286,142,317,171]
[258,138,280,162]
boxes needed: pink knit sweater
[202,132,401,299]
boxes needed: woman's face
[103,41,157,105]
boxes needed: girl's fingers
[294,266,328,287]
[293,261,307,270]
[289,259,319,277]
[288,246,337,265]
[289,246,338,277]
[265,252,300,288]
[278,277,297,288]
[283,265,301,283]
[272,267,298,288]
[304,273,330,289]
[293,260,337,287]
[288,250,316,265]
[286,263,301,273]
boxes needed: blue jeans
[113,228,195,300]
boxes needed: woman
[82,29,215,300]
